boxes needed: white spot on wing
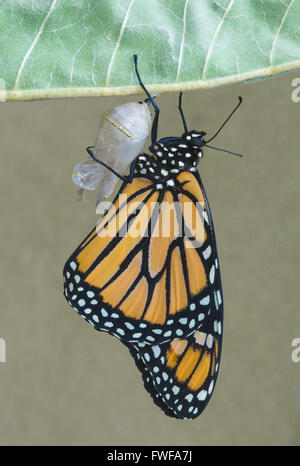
[203,245,212,260]
[209,265,215,284]
[197,390,207,401]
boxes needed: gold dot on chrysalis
[104,195,108,199]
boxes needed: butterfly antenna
[205,96,243,143]
[134,54,160,145]
[205,144,243,158]
[178,92,188,132]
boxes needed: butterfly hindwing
[126,309,222,419]
[125,341,179,419]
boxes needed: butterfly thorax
[135,131,206,188]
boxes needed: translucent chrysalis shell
[72,101,151,206]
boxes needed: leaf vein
[105,0,136,87]
[201,0,235,80]
[14,0,58,90]
[270,0,295,65]
[175,0,189,81]
[69,39,88,84]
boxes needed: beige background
[0,71,299,446]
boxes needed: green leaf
[1,0,300,101]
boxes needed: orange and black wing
[63,169,220,345]
[125,298,222,419]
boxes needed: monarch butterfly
[63,55,243,419]
[72,99,151,206]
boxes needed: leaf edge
[3,59,300,102]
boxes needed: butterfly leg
[86,146,138,184]
[86,146,131,182]
[122,157,138,183]
[133,54,160,145]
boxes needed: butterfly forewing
[63,169,219,346]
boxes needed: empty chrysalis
[72,100,152,206]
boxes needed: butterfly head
[180,130,207,164]
[149,130,207,177]
[183,130,206,151]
